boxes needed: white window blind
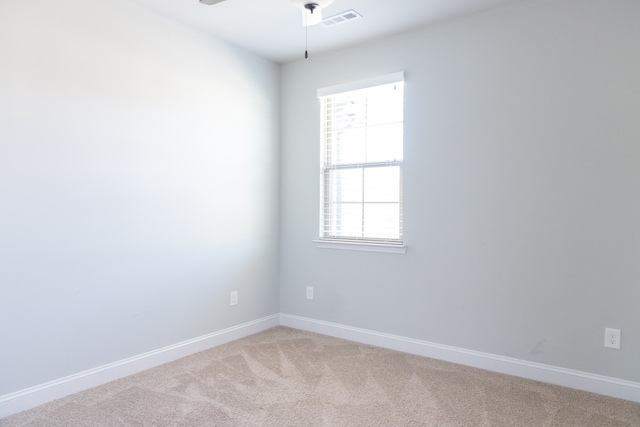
[318,73,404,245]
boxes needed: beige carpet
[2,327,639,426]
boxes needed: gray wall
[0,0,280,395]
[280,0,640,382]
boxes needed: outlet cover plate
[605,328,621,349]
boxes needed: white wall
[280,0,640,382]
[0,0,280,395]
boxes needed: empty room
[1,0,639,425]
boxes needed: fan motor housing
[290,0,334,9]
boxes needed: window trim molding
[317,72,405,98]
[313,239,407,254]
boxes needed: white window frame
[314,72,406,254]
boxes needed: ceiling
[128,0,529,63]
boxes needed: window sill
[313,240,407,254]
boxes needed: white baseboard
[3,312,638,420]
[0,314,280,419]
[280,313,640,404]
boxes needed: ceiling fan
[198,0,334,27]
[290,0,335,26]
[198,0,335,58]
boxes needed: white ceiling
[128,0,529,63]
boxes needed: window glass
[319,78,404,244]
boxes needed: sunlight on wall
[0,0,279,395]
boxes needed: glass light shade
[302,6,322,26]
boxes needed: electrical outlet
[604,328,620,349]
[306,286,313,300]
[230,291,238,307]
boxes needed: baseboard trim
[3,312,638,419]
[280,313,640,403]
[0,314,280,419]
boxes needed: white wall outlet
[306,286,313,300]
[604,328,621,349]
[230,291,238,307]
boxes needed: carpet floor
[2,326,639,426]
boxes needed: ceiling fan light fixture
[290,0,334,26]
[303,3,322,26]
[290,0,334,59]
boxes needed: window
[317,73,404,251]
